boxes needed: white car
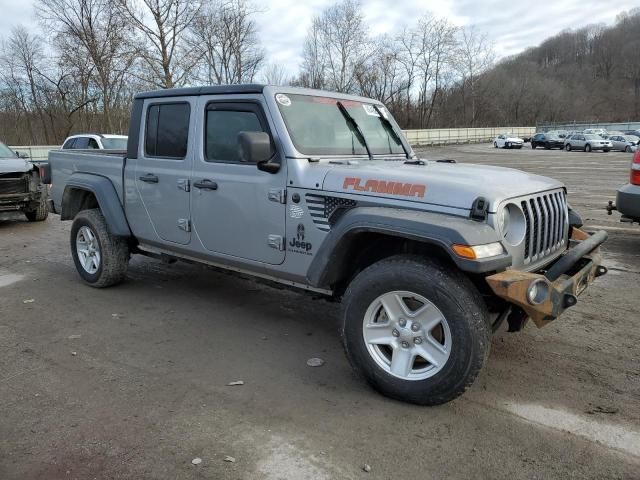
[583,128,608,137]
[494,134,524,149]
[608,135,640,152]
[62,134,128,150]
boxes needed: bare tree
[115,0,203,88]
[299,0,371,93]
[261,63,289,86]
[36,0,136,130]
[454,26,494,126]
[188,0,264,85]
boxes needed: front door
[191,99,286,265]
[135,100,193,245]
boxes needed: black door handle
[139,174,159,183]
[193,179,218,190]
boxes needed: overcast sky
[0,0,636,77]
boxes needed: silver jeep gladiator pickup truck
[45,85,608,405]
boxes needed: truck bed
[49,150,126,212]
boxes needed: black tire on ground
[585,144,592,152]
[505,142,511,149]
[494,142,498,148]
[603,149,610,153]
[341,255,491,406]
[24,190,48,222]
[626,146,631,153]
[531,142,536,149]
[70,209,129,288]
[565,144,572,151]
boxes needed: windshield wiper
[336,101,373,160]
[372,104,410,159]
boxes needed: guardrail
[10,127,536,158]
[402,127,535,146]
[10,145,60,161]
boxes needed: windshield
[101,137,128,150]
[275,93,405,157]
[625,135,639,142]
[0,141,16,158]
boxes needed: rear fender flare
[62,173,131,237]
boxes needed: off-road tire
[24,191,48,222]
[70,209,129,288]
[341,255,491,405]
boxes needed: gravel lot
[1,144,639,479]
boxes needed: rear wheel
[70,209,129,288]
[585,144,592,152]
[341,255,491,405]
[531,142,536,149]
[505,142,511,149]
[565,144,572,151]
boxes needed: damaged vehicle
[45,85,607,405]
[0,141,48,221]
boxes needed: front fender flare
[306,207,511,289]
[62,173,131,237]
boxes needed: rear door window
[73,137,90,149]
[145,103,191,159]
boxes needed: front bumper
[485,228,607,328]
[0,193,35,212]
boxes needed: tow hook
[606,201,617,215]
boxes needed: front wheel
[494,142,498,148]
[531,142,536,149]
[626,146,632,153]
[341,255,491,405]
[70,209,129,288]
[24,191,48,222]
[565,144,572,151]
[585,144,592,152]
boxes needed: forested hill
[453,8,640,127]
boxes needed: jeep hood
[0,157,32,174]
[321,160,564,212]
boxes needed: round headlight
[498,207,511,235]
[499,203,526,246]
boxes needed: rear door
[134,100,193,245]
[190,98,287,264]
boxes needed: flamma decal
[342,177,426,198]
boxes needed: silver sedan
[608,135,639,152]
[564,134,613,152]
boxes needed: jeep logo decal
[289,223,313,255]
[342,177,426,198]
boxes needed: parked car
[0,140,48,221]
[564,134,612,152]
[494,134,524,149]
[531,133,564,150]
[608,135,639,152]
[583,128,608,137]
[44,85,609,406]
[623,129,640,138]
[62,134,128,150]
[607,150,640,222]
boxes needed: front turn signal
[452,242,504,260]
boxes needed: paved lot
[1,144,639,479]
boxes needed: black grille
[522,190,567,264]
[0,174,29,195]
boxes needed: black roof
[134,84,266,100]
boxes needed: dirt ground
[1,144,639,479]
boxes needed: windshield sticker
[276,94,292,106]
[343,177,426,198]
[363,105,380,117]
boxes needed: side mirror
[238,131,280,173]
